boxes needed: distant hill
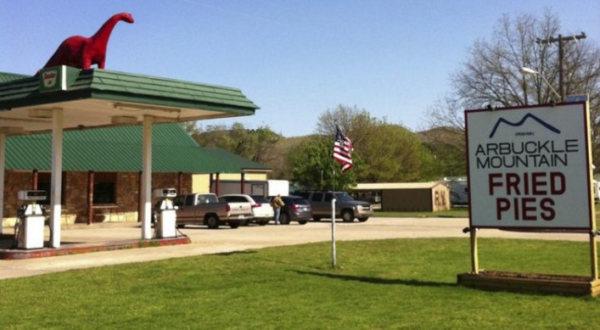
[417,126,465,151]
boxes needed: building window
[37,172,66,205]
[94,173,117,204]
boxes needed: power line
[536,32,587,102]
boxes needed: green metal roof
[0,68,258,115]
[0,72,28,84]
[6,124,270,173]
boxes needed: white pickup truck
[173,193,253,229]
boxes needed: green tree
[316,105,379,153]
[314,106,436,182]
[359,124,431,182]
[186,122,281,164]
[289,136,357,191]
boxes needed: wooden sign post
[458,102,599,296]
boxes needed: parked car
[173,193,252,229]
[250,195,276,225]
[219,194,274,225]
[295,191,372,222]
[278,195,312,225]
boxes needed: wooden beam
[241,172,245,194]
[87,171,94,225]
[32,169,38,190]
[178,171,184,195]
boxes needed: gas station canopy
[0,66,259,246]
[0,67,259,134]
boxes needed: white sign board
[466,103,593,230]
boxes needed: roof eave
[91,91,257,116]
[242,168,272,173]
[0,90,93,111]
[0,68,259,115]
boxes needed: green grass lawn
[1,238,599,329]
[375,207,469,218]
[376,203,600,222]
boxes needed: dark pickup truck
[295,191,373,222]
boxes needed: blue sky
[1,0,599,137]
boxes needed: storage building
[352,182,451,212]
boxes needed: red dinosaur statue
[40,12,134,72]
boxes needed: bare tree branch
[423,10,600,166]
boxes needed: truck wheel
[358,217,369,222]
[298,220,308,225]
[258,220,269,226]
[229,221,241,229]
[280,212,291,225]
[342,210,354,222]
[206,215,220,229]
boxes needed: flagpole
[331,167,337,268]
[332,123,353,269]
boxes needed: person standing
[271,194,285,225]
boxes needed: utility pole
[536,32,586,102]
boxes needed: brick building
[2,123,269,227]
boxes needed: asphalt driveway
[0,217,591,280]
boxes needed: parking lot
[0,217,591,280]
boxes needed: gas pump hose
[12,219,22,248]
[46,217,53,248]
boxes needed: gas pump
[14,190,47,249]
[153,188,177,238]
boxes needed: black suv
[295,191,372,222]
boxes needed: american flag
[333,124,354,173]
